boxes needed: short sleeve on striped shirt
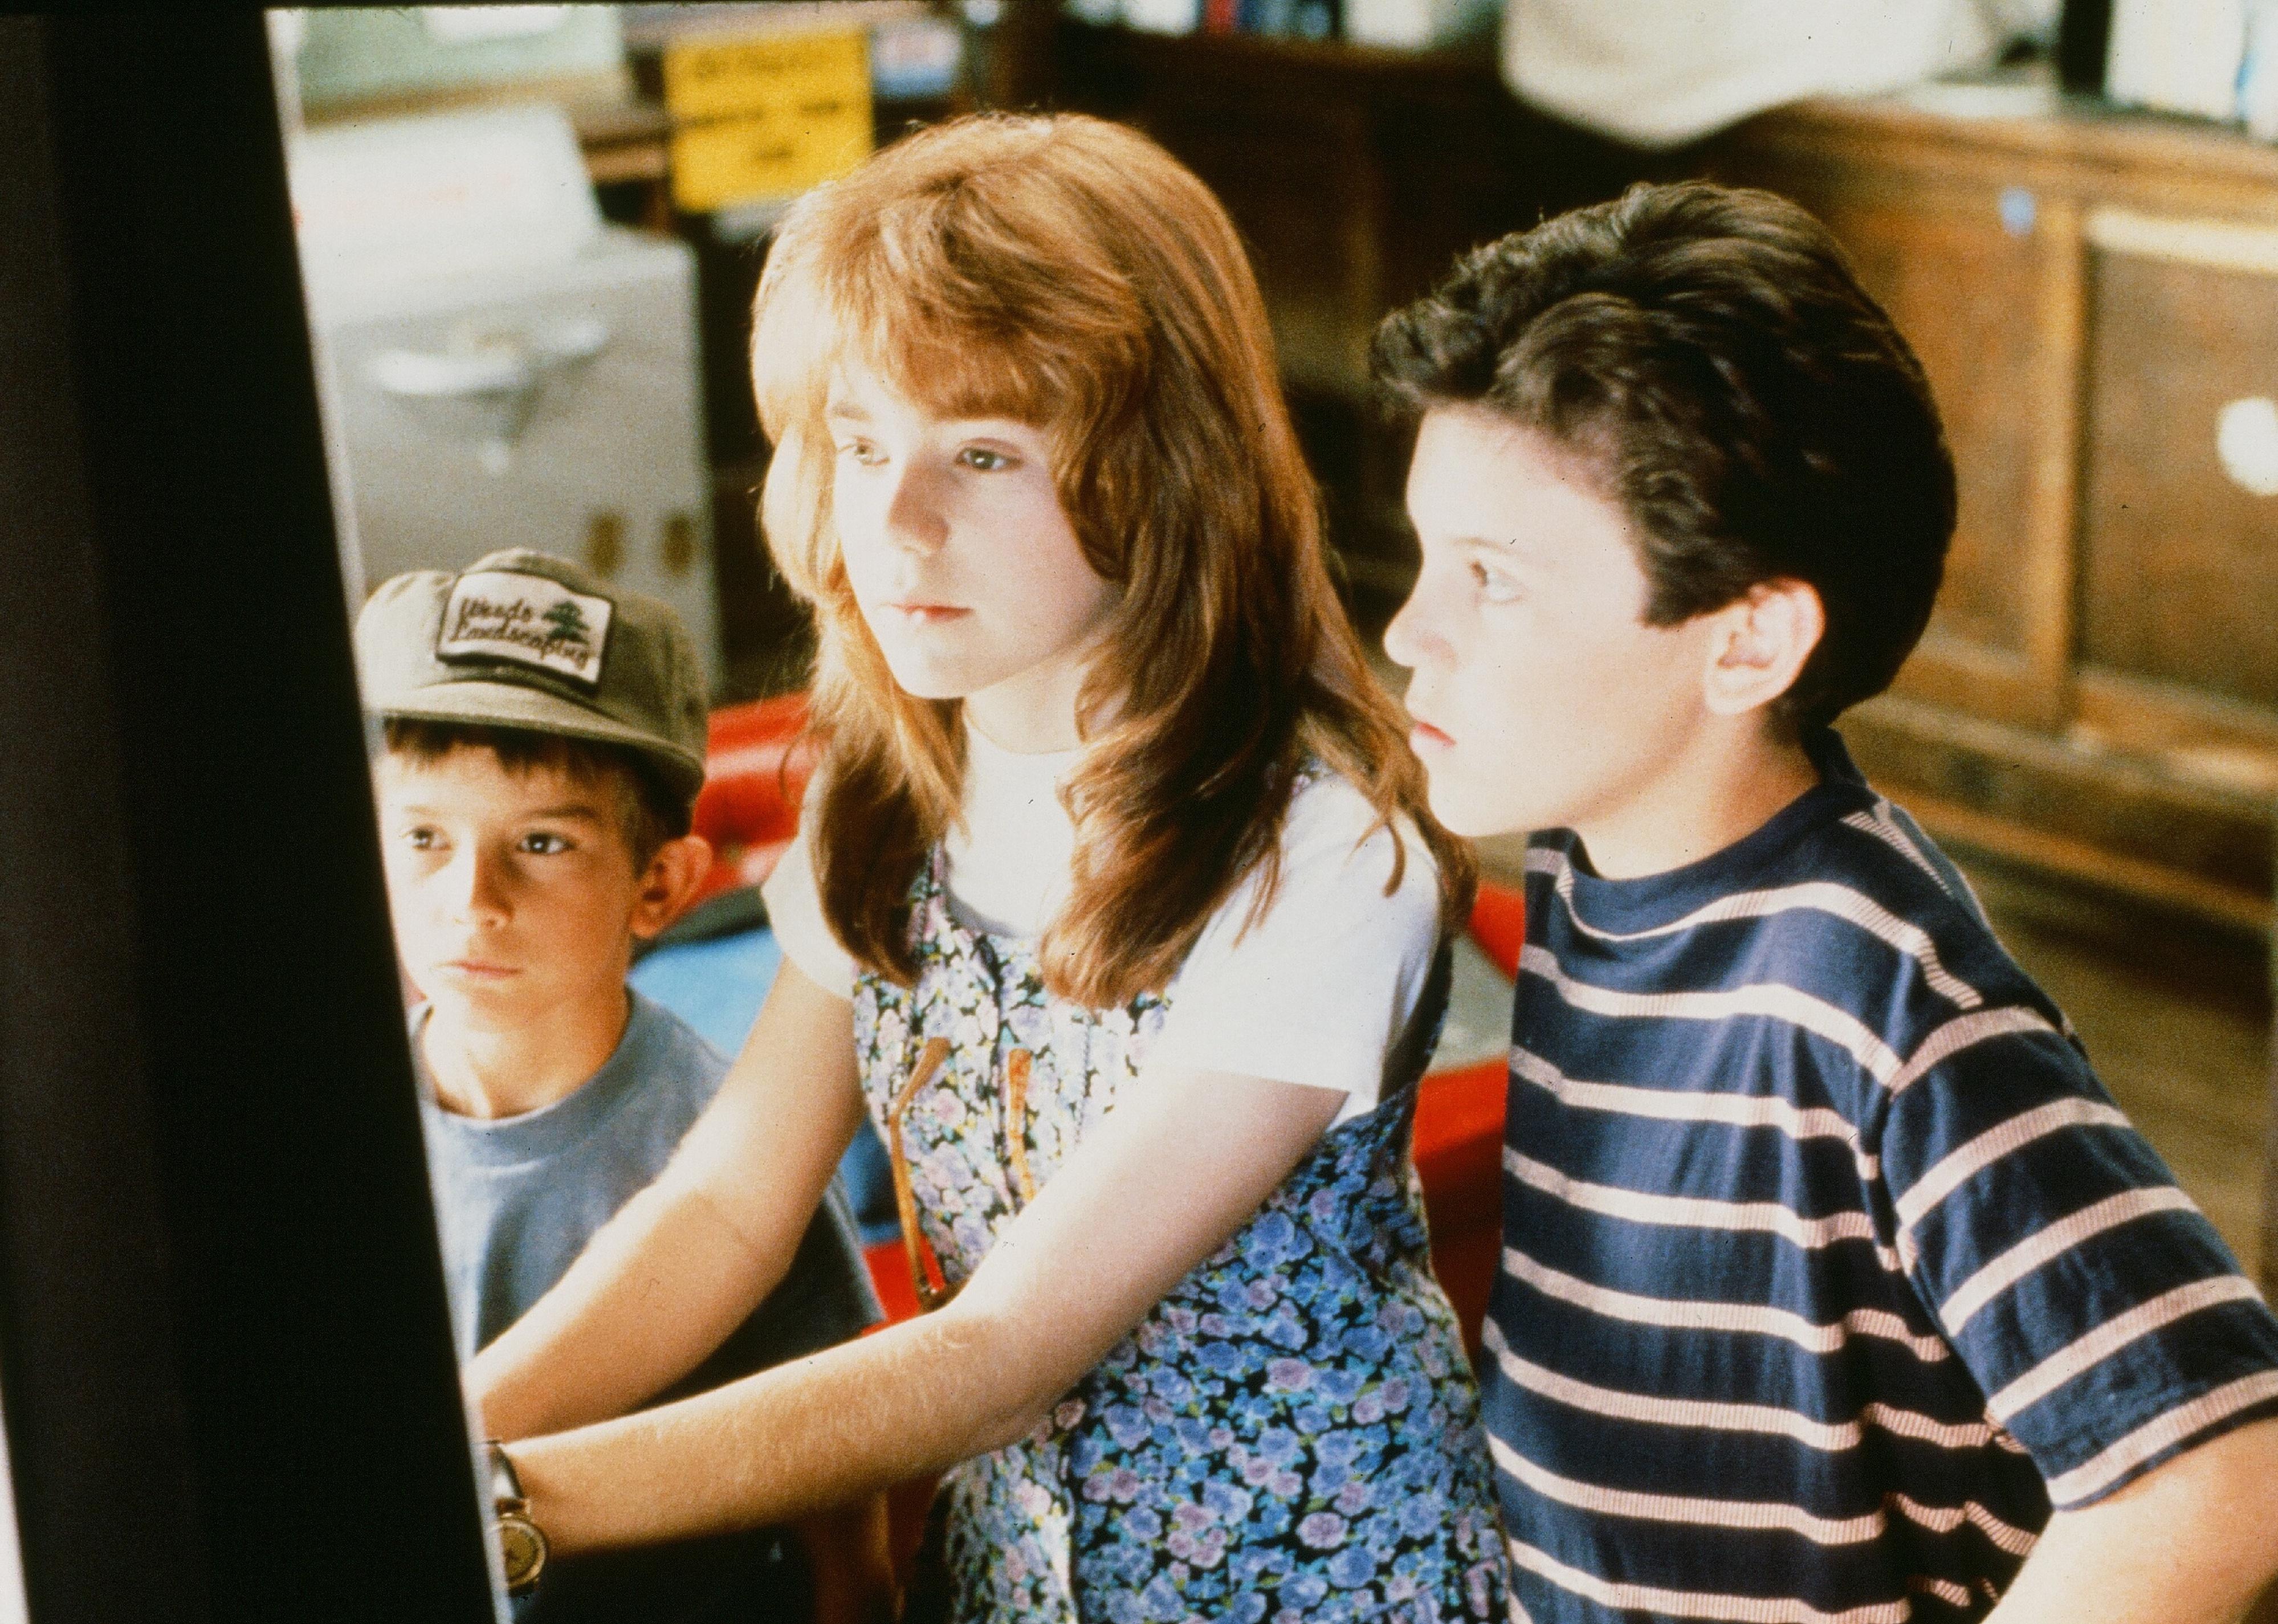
[1877,1017,2278,1507]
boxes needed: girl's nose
[882,460,949,556]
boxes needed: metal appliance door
[320,228,720,685]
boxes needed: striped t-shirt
[1486,728,2278,1623]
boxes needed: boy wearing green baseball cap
[356,549,888,1622]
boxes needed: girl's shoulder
[1152,766,1442,1099]
[1276,764,1437,891]
[1192,766,1440,962]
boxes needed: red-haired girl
[472,113,1506,1623]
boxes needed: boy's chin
[1424,780,1537,843]
[418,981,533,1030]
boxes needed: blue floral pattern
[853,853,1507,1622]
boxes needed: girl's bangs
[834,273,1066,432]
[826,187,1142,435]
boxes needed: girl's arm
[503,1052,1349,1551]
[468,960,869,1441]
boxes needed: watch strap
[483,1440,548,1597]
[485,1439,527,1510]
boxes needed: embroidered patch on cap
[436,570,613,689]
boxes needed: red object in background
[1466,880,1526,980]
[688,693,813,905]
[1414,879,1523,1354]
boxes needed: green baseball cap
[355,548,708,803]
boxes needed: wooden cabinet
[2079,222,2278,712]
[1714,91,2278,931]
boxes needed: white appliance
[290,105,720,684]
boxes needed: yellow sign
[662,28,874,214]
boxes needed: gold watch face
[496,1512,547,1594]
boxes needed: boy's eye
[956,446,1013,472]
[836,438,885,467]
[402,826,441,851]
[1469,558,1523,604]
[519,831,572,855]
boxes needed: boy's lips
[439,958,520,980]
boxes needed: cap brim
[374,678,706,798]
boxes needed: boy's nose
[1382,582,1441,671]
[447,847,512,925]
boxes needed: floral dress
[853,852,1507,1623]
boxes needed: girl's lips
[1409,720,1454,751]
[884,602,971,626]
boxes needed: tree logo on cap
[437,570,614,689]
[542,598,593,649]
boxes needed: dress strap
[1381,932,1455,1107]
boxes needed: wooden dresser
[1711,86,2278,933]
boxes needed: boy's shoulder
[1790,778,2060,1022]
[1525,736,2071,1081]
[614,990,732,1103]
[620,988,724,1075]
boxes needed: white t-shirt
[761,724,1441,1123]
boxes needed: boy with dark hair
[356,549,887,1622]
[1375,182,2278,1623]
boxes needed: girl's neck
[961,633,1119,754]
[963,683,1084,755]
[964,707,1084,763]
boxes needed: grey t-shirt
[415,991,881,1622]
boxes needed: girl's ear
[1701,578,1825,717]
[630,833,715,939]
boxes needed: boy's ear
[1701,578,1825,718]
[630,833,714,940]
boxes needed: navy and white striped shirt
[1487,728,2278,1623]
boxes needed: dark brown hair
[752,112,1472,1004]
[1372,180,1955,730]
[381,719,692,869]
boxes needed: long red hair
[752,113,1470,1006]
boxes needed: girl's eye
[1469,559,1523,604]
[837,439,885,467]
[519,831,572,856]
[956,446,1013,472]
[402,827,441,851]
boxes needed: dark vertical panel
[2057,0,2114,95]
[0,20,210,1623]
[0,14,495,1619]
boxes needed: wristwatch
[484,1441,548,1597]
